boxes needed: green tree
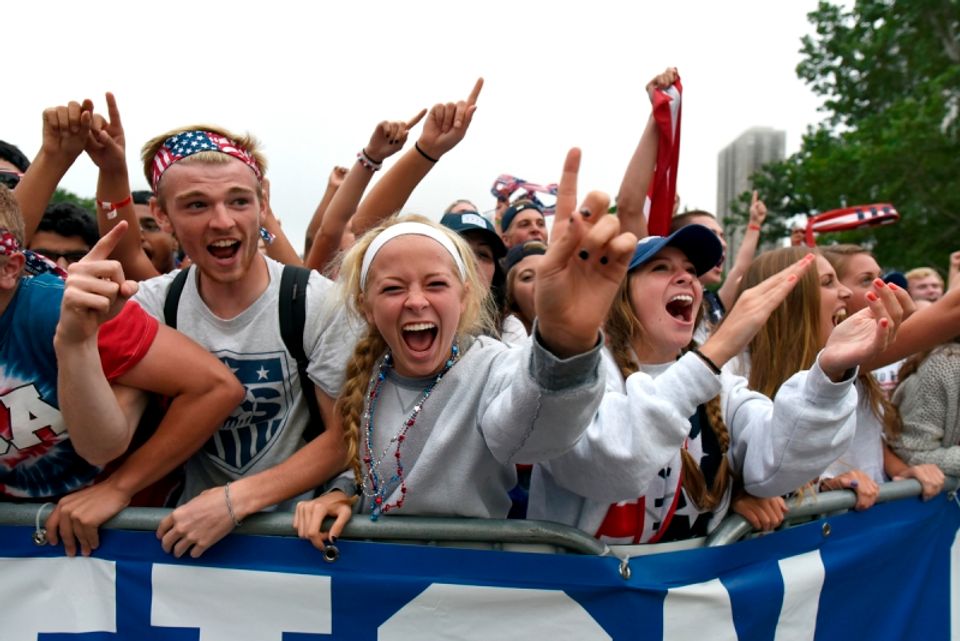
[49,188,96,215]
[738,0,960,272]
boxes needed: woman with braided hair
[292,149,638,548]
[528,226,903,543]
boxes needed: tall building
[716,127,785,267]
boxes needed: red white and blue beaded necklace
[361,343,460,520]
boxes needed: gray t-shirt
[134,256,358,504]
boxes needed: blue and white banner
[2,495,958,640]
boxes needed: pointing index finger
[406,108,427,130]
[553,147,581,233]
[467,77,483,106]
[83,220,128,262]
[105,92,122,128]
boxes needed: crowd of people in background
[1,68,958,559]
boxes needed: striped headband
[0,230,21,256]
[151,130,262,190]
[360,222,467,290]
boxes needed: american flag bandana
[23,250,67,279]
[0,230,20,256]
[150,130,262,190]
[645,77,682,237]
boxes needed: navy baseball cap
[628,224,724,276]
[882,271,908,290]
[441,211,507,259]
[501,199,544,233]
[503,240,548,273]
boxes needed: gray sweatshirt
[332,332,603,519]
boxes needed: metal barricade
[705,476,960,547]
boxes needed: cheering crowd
[1,69,959,558]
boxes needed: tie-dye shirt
[0,274,158,499]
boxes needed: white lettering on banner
[774,551,824,641]
[662,578,737,641]
[951,528,960,640]
[151,564,331,640]
[0,385,65,453]
[378,584,611,640]
[0,557,116,639]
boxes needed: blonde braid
[337,328,388,487]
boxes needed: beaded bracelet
[96,194,133,220]
[224,482,243,527]
[690,347,722,375]
[356,149,383,172]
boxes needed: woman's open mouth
[402,322,439,352]
[666,294,695,323]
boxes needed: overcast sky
[8,0,828,249]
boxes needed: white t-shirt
[134,256,358,503]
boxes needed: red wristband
[748,223,761,232]
[97,194,133,219]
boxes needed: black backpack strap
[279,265,325,441]
[163,267,192,329]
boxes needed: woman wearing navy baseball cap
[529,225,902,543]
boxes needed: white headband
[360,222,467,289]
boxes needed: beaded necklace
[361,343,460,520]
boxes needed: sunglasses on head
[0,171,22,189]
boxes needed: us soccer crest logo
[208,352,295,474]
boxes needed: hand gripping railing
[705,476,960,547]
[0,503,611,557]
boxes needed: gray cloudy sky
[8,0,828,248]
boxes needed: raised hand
[645,67,679,103]
[56,222,139,345]
[328,166,349,190]
[700,254,816,367]
[294,491,355,551]
[417,78,482,160]
[85,92,127,173]
[535,148,637,358]
[820,278,903,380]
[365,109,427,163]
[41,99,94,164]
[748,191,767,227]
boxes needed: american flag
[151,130,261,189]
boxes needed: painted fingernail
[578,250,589,261]
[866,292,878,301]
[850,480,859,489]
[874,278,885,287]
[889,283,900,290]
[329,535,337,544]
[580,207,592,219]
[600,256,609,265]
[880,318,889,328]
